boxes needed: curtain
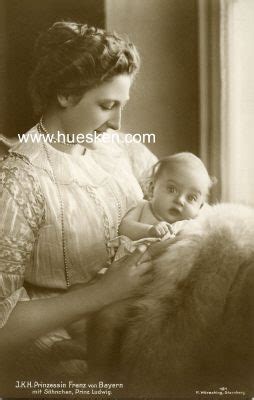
[198,0,221,203]
[220,0,254,206]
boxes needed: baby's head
[149,152,214,223]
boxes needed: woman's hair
[29,21,140,115]
[151,152,216,196]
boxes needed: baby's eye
[187,194,198,202]
[167,185,177,193]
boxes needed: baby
[120,152,214,238]
[109,152,214,259]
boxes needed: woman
[1,22,254,400]
[0,21,160,387]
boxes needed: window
[221,0,254,205]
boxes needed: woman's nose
[107,107,122,131]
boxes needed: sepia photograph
[0,0,253,398]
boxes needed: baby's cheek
[185,205,199,219]
[192,205,201,217]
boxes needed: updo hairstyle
[29,21,140,115]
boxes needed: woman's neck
[40,112,86,156]
[53,143,86,156]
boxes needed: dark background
[0,0,105,136]
[0,0,200,158]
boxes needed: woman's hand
[147,234,181,258]
[97,247,153,305]
[0,250,151,355]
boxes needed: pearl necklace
[39,117,77,146]
[38,119,123,282]
[37,121,71,287]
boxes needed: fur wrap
[117,203,254,398]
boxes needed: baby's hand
[148,221,174,238]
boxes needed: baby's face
[150,165,207,223]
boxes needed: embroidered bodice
[0,127,157,328]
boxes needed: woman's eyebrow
[100,97,130,104]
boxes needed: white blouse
[0,126,157,334]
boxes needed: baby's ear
[140,174,155,200]
[211,176,218,186]
[146,181,154,200]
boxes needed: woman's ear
[57,93,75,108]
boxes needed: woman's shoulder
[1,150,38,185]
[1,126,44,164]
[0,128,42,190]
[112,131,158,176]
[1,152,46,229]
[117,133,157,161]
[0,134,19,162]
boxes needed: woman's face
[60,74,132,148]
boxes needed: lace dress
[0,127,157,348]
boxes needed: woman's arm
[0,248,152,358]
[0,160,152,359]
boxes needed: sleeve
[0,157,45,328]
[124,141,158,198]
[0,134,18,162]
